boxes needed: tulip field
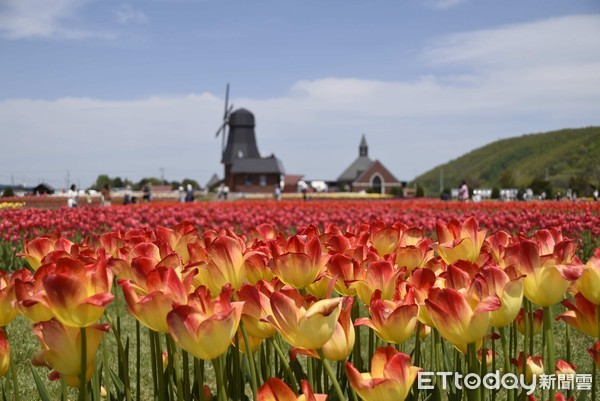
[0,200,599,401]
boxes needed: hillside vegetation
[412,127,600,197]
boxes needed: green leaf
[30,366,52,401]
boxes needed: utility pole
[159,168,165,184]
[440,167,444,193]
[67,170,70,190]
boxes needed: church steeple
[359,134,368,157]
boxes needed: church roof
[337,156,373,182]
[230,155,285,174]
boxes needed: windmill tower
[214,84,285,192]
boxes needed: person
[67,184,78,208]
[185,184,195,202]
[222,185,229,200]
[142,184,152,202]
[458,180,469,201]
[178,186,186,203]
[101,184,111,207]
[274,186,282,201]
[594,189,599,202]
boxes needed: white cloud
[0,0,114,39]
[114,4,147,25]
[1,14,599,188]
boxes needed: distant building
[337,135,404,194]
[33,183,55,195]
[221,109,285,193]
[205,173,221,192]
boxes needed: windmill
[215,83,234,157]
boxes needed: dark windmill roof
[228,108,255,127]
[222,108,261,164]
[337,157,373,182]
[230,155,285,174]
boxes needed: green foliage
[416,184,425,198]
[529,177,553,198]
[135,177,162,190]
[491,187,500,199]
[1,187,14,197]
[413,127,600,195]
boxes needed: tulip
[12,268,54,322]
[0,270,17,326]
[265,290,341,350]
[119,266,192,333]
[167,285,243,360]
[394,238,434,272]
[355,289,419,344]
[258,377,327,401]
[555,360,576,375]
[40,255,114,327]
[272,236,329,289]
[237,282,277,339]
[478,349,496,367]
[476,265,524,328]
[404,268,437,327]
[349,260,404,306]
[516,308,543,336]
[155,221,199,264]
[369,221,402,257]
[432,217,486,264]
[482,230,512,266]
[505,238,582,307]
[32,319,108,387]
[195,235,247,294]
[576,249,600,304]
[0,328,9,378]
[326,253,364,296]
[21,236,73,270]
[556,293,599,338]
[425,287,500,353]
[588,341,600,370]
[346,346,422,401]
[510,352,544,384]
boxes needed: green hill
[412,127,600,197]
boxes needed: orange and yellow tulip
[167,285,243,360]
[21,236,73,270]
[505,238,582,307]
[346,346,422,401]
[258,377,327,401]
[0,270,17,326]
[556,293,599,338]
[432,217,486,264]
[0,328,9,378]
[516,308,543,336]
[510,352,544,384]
[237,282,277,339]
[588,341,600,370]
[355,289,419,344]
[265,289,341,350]
[475,265,524,328]
[272,235,329,289]
[119,266,192,333]
[576,249,600,304]
[195,235,248,294]
[32,319,108,387]
[39,255,114,327]
[425,287,500,353]
[349,260,404,306]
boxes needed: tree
[529,177,552,199]
[416,184,425,198]
[94,175,111,191]
[491,187,500,199]
[111,177,124,188]
[498,170,516,188]
[182,178,201,190]
[1,187,14,197]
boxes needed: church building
[337,135,404,194]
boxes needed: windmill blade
[223,83,230,119]
[215,121,227,138]
[227,103,234,116]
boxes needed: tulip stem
[212,356,226,401]
[467,343,480,401]
[542,306,555,401]
[195,358,205,401]
[240,322,258,401]
[317,349,345,401]
[136,321,141,401]
[79,327,88,401]
[270,337,299,394]
[499,327,513,401]
[3,327,19,400]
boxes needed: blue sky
[1,0,599,189]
